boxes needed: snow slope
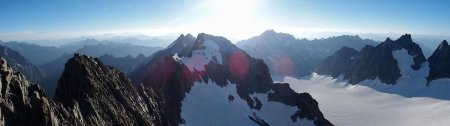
[180,40,223,72]
[180,79,314,126]
[283,74,450,126]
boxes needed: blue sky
[1,0,449,40]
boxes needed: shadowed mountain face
[98,54,148,75]
[1,39,162,66]
[0,44,45,83]
[132,33,332,126]
[316,34,426,84]
[315,47,359,78]
[0,41,80,66]
[0,39,105,66]
[237,30,377,79]
[427,40,450,83]
[75,43,162,57]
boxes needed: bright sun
[186,0,269,40]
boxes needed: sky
[1,0,450,41]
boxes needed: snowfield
[180,79,314,126]
[282,75,450,126]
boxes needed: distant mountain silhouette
[98,54,148,75]
[1,41,80,65]
[76,42,162,57]
[316,34,426,84]
[1,39,162,66]
[237,29,377,79]
[0,44,45,83]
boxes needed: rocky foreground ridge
[0,54,166,126]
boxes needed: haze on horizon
[1,0,450,42]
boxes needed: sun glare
[186,0,269,40]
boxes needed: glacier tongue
[392,49,429,82]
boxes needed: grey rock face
[0,57,83,126]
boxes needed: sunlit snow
[283,74,450,126]
[180,79,314,126]
[180,40,223,72]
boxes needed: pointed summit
[427,40,450,83]
[174,33,196,42]
[441,40,448,46]
[185,33,195,39]
[396,33,413,42]
[385,37,394,42]
[443,40,449,45]
[261,29,277,36]
[167,33,196,49]
[437,40,449,50]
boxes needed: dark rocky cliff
[427,40,450,83]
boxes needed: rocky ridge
[0,54,166,126]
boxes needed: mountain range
[0,32,333,126]
[315,34,450,100]
[1,29,450,126]
[237,30,377,79]
[1,39,162,66]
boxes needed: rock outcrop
[315,47,359,78]
[0,57,83,126]
[427,40,450,83]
